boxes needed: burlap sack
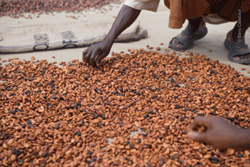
[0,19,147,53]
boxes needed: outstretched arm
[83,5,141,66]
[187,116,250,151]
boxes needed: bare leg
[171,17,205,48]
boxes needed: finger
[82,48,90,61]
[96,53,107,67]
[89,49,99,66]
[189,116,212,131]
[187,131,207,143]
[82,48,89,57]
[84,51,92,64]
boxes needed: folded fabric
[0,19,147,53]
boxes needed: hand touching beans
[187,116,250,151]
[82,41,112,67]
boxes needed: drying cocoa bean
[0,48,249,166]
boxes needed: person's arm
[235,129,250,151]
[82,5,141,66]
[187,116,250,151]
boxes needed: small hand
[187,116,242,151]
[82,41,111,67]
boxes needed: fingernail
[187,131,198,139]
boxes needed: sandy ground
[0,0,250,76]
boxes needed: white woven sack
[0,19,147,53]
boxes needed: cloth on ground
[0,19,147,53]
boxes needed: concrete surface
[0,0,250,76]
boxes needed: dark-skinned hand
[82,41,111,67]
[187,116,246,151]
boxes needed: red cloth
[164,0,250,29]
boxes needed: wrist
[232,128,250,151]
[103,38,114,48]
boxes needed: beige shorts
[124,0,160,12]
